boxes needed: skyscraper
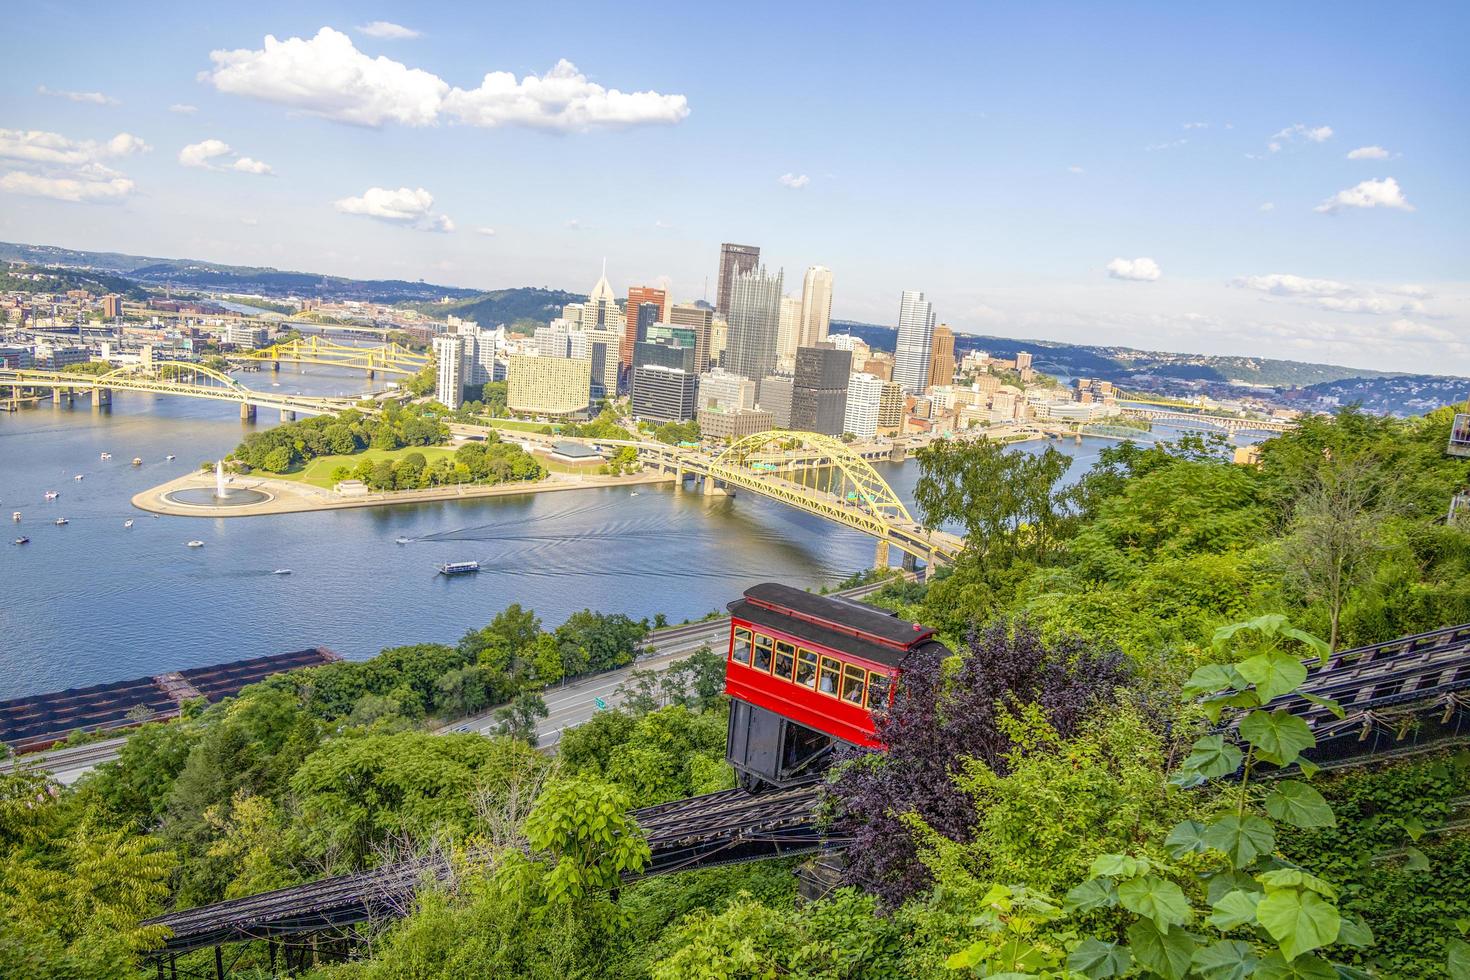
[432,335,464,409]
[928,323,956,388]
[631,338,699,422]
[716,243,760,317]
[725,266,783,383]
[798,266,833,348]
[843,372,885,439]
[623,285,667,368]
[670,302,714,373]
[791,345,852,435]
[777,295,803,365]
[893,290,937,394]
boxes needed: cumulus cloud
[169,103,198,114]
[1260,202,1275,211]
[444,59,689,130]
[1145,138,1188,151]
[356,21,421,39]
[201,28,689,132]
[0,171,133,202]
[777,172,810,189]
[1270,123,1333,152]
[1315,177,1413,213]
[1346,145,1390,160]
[0,129,150,167]
[1231,273,1431,316]
[334,186,453,231]
[179,139,274,174]
[1182,121,1208,129]
[1106,257,1161,282]
[37,84,119,106]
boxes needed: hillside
[406,287,586,328]
[0,264,148,300]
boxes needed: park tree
[496,690,549,744]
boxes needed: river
[0,364,1218,700]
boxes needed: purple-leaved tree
[825,618,1134,906]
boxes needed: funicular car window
[866,671,891,709]
[774,641,796,681]
[841,664,867,704]
[818,656,842,695]
[795,649,818,688]
[753,634,774,672]
[732,627,753,664]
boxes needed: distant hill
[0,241,480,304]
[409,288,586,329]
[0,265,148,300]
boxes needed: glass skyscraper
[893,290,936,393]
[725,266,784,383]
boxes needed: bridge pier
[91,387,111,410]
[271,361,280,372]
[874,539,890,568]
[240,403,256,422]
[674,465,685,492]
[280,409,296,423]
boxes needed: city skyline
[1,3,1466,373]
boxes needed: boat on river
[186,540,204,548]
[123,519,134,529]
[100,452,111,460]
[74,474,84,481]
[44,491,59,500]
[272,568,292,575]
[11,512,19,522]
[131,458,142,466]
[13,536,28,545]
[166,454,175,461]
[438,560,480,576]
[54,518,68,526]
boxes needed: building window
[867,671,891,709]
[731,627,753,665]
[841,664,867,705]
[753,634,774,673]
[795,649,818,689]
[818,656,842,696]
[774,641,795,681]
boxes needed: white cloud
[1182,121,1208,129]
[777,172,810,189]
[179,139,274,175]
[169,103,198,114]
[1260,202,1275,211]
[565,218,586,231]
[1230,273,1431,316]
[1145,138,1188,151]
[1315,177,1413,213]
[1346,145,1390,160]
[356,21,421,39]
[202,29,690,133]
[37,84,119,106]
[334,186,452,231]
[0,171,133,202]
[1106,257,1162,282]
[202,27,447,127]
[0,129,150,167]
[240,216,259,226]
[1271,123,1333,151]
[444,59,689,130]
[475,226,496,236]
[1388,318,1454,342]
[1068,165,1085,174]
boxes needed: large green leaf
[1207,889,1262,930]
[1337,913,1374,948]
[1402,845,1431,871]
[1257,868,1338,899]
[1089,853,1148,878]
[1213,614,1291,650]
[1183,736,1245,779]
[1183,663,1246,697]
[1064,877,1118,913]
[1126,920,1196,980]
[1118,874,1191,929]
[1164,819,1209,859]
[1264,781,1336,829]
[1239,709,1316,766]
[1236,653,1308,702]
[1256,887,1340,960]
[1297,691,1345,719]
[1205,869,1262,904]
[1253,951,1337,979]
[1202,813,1276,868]
[1448,937,1470,980]
[1067,938,1132,979]
[1191,939,1260,980]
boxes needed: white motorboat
[74,474,84,481]
[123,519,134,528]
[186,540,204,548]
[166,454,176,461]
[44,491,59,500]
[272,568,292,575]
[100,452,112,460]
[131,458,142,466]
[54,518,68,526]
[11,512,19,522]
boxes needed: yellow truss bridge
[232,336,429,376]
[0,362,371,420]
[636,430,965,567]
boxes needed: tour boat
[272,568,292,575]
[54,518,68,526]
[44,491,59,500]
[438,560,480,576]
[186,540,204,548]
[123,519,134,528]
[100,452,111,460]
[13,536,28,545]
[131,458,143,466]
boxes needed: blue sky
[3,1,1467,372]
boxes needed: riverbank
[132,468,676,518]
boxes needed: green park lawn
[271,445,461,488]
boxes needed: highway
[2,578,909,779]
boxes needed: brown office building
[101,294,123,319]
[716,243,760,317]
[928,323,956,388]
[670,302,714,373]
[623,286,667,369]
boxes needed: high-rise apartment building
[928,323,956,388]
[507,354,592,417]
[569,327,620,401]
[877,380,904,432]
[777,295,803,366]
[798,266,833,348]
[716,243,760,317]
[432,335,464,409]
[670,303,714,374]
[1015,350,1033,372]
[893,290,937,394]
[101,294,123,319]
[725,266,783,383]
[623,286,667,368]
[791,345,852,436]
[630,339,699,422]
[843,372,885,440]
[534,321,572,358]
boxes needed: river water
[0,363,1203,699]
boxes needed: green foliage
[653,419,700,445]
[228,403,457,476]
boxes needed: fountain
[161,460,272,509]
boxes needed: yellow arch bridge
[0,362,371,421]
[635,430,965,568]
[231,336,429,377]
